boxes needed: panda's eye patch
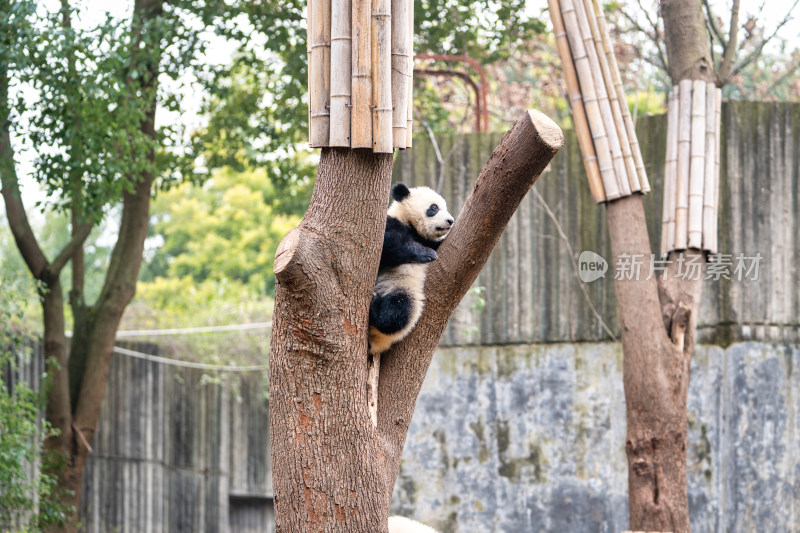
[426,204,439,217]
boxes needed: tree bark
[661,0,716,83]
[269,110,563,532]
[606,196,704,533]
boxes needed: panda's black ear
[392,183,410,202]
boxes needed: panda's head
[387,183,454,242]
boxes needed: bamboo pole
[688,79,706,249]
[702,83,716,252]
[559,0,620,199]
[593,0,650,193]
[391,0,410,148]
[351,0,372,148]
[309,0,331,147]
[330,0,353,146]
[372,0,393,152]
[405,0,414,147]
[549,0,605,202]
[674,79,692,250]
[307,0,313,140]
[583,0,639,193]
[662,90,678,257]
[712,88,721,253]
[573,0,630,197]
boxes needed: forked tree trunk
[269,110,563,532]
[613,1,714,530]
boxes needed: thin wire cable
[112,346,268,372]
[66,322,273,338]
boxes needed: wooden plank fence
[394,101,800,346]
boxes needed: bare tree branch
[703,0,727,47]
[717,0,741,83]
[0,142,49,278]
[730,0,799,78]
[531,187,617,341]
[619,3,668,72]
[47,221,93,278]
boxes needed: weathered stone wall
[392,342,799,533]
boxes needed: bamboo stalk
[593,0,650,193]
[573,0,630,196]
[688,79,706,249]
[549,0,605,202]
[702,82,716,251]
[372,0,393,152]
[583,0,639,193]
[405,0,414,147]
[309,0,332,147]
[712,87,721,253]
[351,0,372,148]
[662,90,679,257]
[674,79,692,250]
[559,0,620,199]
[391,0,410,148]
[307,0,313,142]
[330,0,353,146]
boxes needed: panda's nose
[446,217,454,226]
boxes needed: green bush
[0,275,72,531]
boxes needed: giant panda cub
[369,183,454,355]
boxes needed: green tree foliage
[142,168,300,297]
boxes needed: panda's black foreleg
[369,291,411,334]
[381,233,437,269]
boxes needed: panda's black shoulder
[380,216,415,268]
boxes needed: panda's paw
[417,249,437,263]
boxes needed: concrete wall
[391,342,799,532]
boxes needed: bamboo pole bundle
[572,0,630,196]
[592,0,649,193]
[391,0,410,148]
[687,79,706,249]
[674,79,692,250]
[582,0,638,194]
[702,84,717,252]
[351,0,372,148]
[662,91,679,257]
[330,0,353,146]
[405,0,414,147]
[548,0,605,202]
[371,0,393,153]
[559,0,621,199]
[309,0,332,147]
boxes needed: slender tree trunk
[606,196,704,532]
[270,111,563,532]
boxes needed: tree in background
[0,0,285,526]
[606,0,800,100]
[594,0,793,530]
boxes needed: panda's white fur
[369,184,454,355]
[388,515,439,533]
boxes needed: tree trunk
[613,3,713,529]
[269,110,563,532]
[606,196,704,533]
